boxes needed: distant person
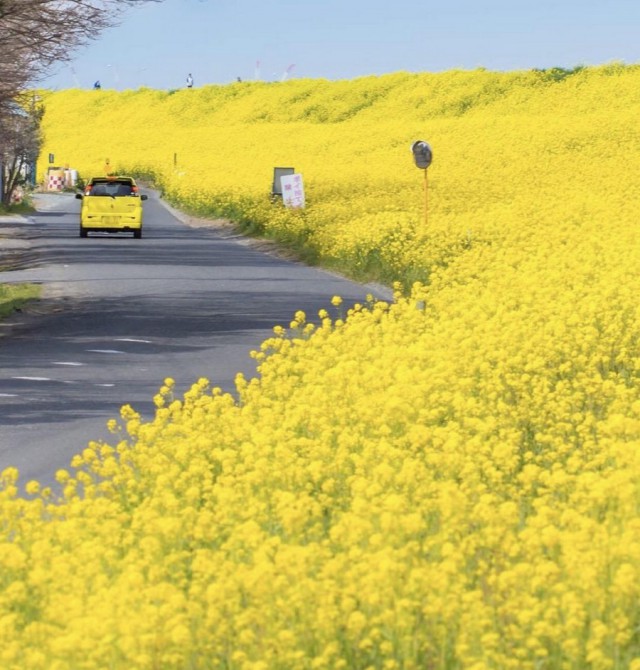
[93,80,101,90]
[186,73,194,88]
[237,76,242,82]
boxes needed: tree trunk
[2,152,23,206]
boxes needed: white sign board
[280,173,305,208]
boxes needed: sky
[42,0,640,91]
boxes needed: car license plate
[102,216,119,224]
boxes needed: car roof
[89,176,136,184]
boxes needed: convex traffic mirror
[411,141,433,169]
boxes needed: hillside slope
[2,65,638,668]
[39,64,640,284]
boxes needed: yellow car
[76,176,148,238]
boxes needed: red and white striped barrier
[47,171,64,191]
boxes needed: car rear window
[89,180,134,196]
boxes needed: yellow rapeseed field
[0,64,637,668]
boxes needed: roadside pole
[411,140,433,227]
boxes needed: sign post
[411,141,433,227]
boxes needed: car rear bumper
[81,216,142,232]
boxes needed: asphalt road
[0,191,391,489]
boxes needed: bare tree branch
[0,0,161,201]
[0,94,44,205]
[0,0,161,101]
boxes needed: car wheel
[80,227,88,238]
[133,229,142,239]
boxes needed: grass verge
[0,199,36,216]
[0,283,41,319]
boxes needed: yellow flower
[24,480,40,495]
[4,64,640,669]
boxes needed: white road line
[0,393,18,397]
[115,338,152,344]
[95,383,115,387]
[86,349,126,354]
[53,362,85,366]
